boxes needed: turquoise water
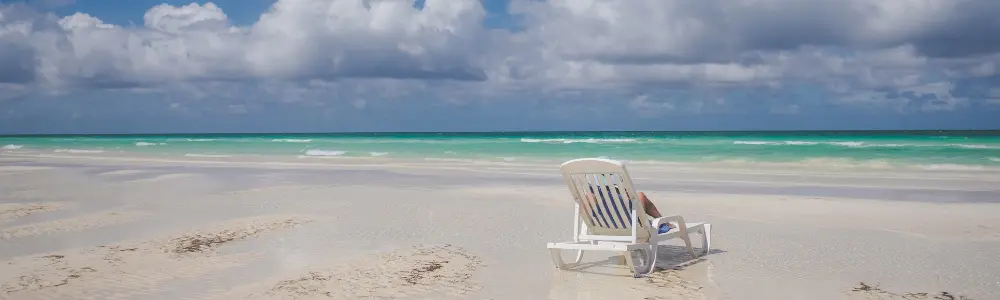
[2,131,999,170]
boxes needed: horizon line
[2,129,999,137]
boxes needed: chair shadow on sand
[546,245,727,299]
[554,244,727,277]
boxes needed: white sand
[1,154,998,299]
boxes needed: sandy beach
[1,153,999,300]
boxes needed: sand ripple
[0,202,67,223]
[1,211,144,240]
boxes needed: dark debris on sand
[401,260,448,285]
[852,282,974,300]
[172,233,240,253]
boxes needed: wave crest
[733,141,781,145]
[520,138,637,144]
[950,144,991,149]
[273,139,312,143]
[917,164,987,171]
[2,144,23,149]
[731,140,994,149]
[183,154,232,158]
[54,149,104,154]
[303,149,346,156]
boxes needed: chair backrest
[559,158,651,241]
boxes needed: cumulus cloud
[509,0,1000,96]
[0,0,998,119]
[0,0,492,88]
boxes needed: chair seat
[547,241,647,252]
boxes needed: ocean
[2,131,999,171]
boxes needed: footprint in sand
[548,266,707,300]
[0,215,313,299]
[229,244,485,300]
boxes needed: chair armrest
[651,215,687,229]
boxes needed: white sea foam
[988,157,1000,162]
[783,141,819,145]
[303,149,346,156]
[520,138,637,144]
[272,139,312,143]
[424,157,477,163]
[827,141,865,147]
[135,142,165,146]
[731,140,988,149]
[369,152,389,157]
[917,164,987,171]
[501,157,516,162]
[2,144,23,149]
[183,154,233,158]
[54,149,104,154]
[186,138,216,142]
[733,141,781,145]
[950,144,991,149]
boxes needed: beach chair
[546,158,712,277]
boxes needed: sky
[0,0,998,134]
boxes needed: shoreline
[4,150,999,178]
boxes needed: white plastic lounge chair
[546,158,712,277]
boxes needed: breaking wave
[135,142,166,146]
[917,164,987,171]
[183,154,232,158]
[951,144,991,149]
[520,138,637,144]
[272,139,312,143]
[54,149,104,154]
[733,141,781,145]
[732,140,993,149]
[369,152,389,157]
[303,149,346,156]
[2,144,23,149]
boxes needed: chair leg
[681,234,696,259]
[572,249,585,264]
[647,244,659,273]
[623,245,657,278]
[550,249,586,269]
[701,224,712,256]
[623,251,643,278]
[549,249,567,270]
